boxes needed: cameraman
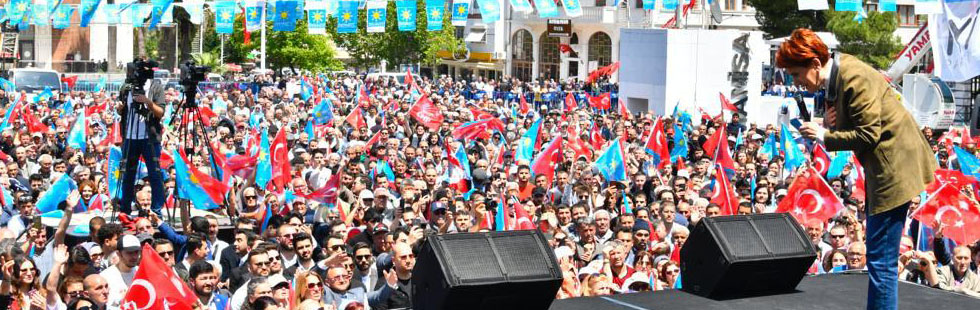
[116,72,166,216]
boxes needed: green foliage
[745,0,828,39]
[191,52,226,74]
[211,15,342,72]
[825,10,903,69]
[326,0,464,70]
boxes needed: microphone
[794,93,811,122]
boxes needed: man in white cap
[100,234,142,309]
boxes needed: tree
[265,19,343,72]
[745,0,829,39]
[825,10,902,69]
[326,0,464,70]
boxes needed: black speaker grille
[441,238,506,284]
[491,234,554,280]
[754,216,810,256]
[715,220,767,260]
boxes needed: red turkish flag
[587,93,611,109]
[566,126,593,161]
[61,76,78,90]
[100,121,122,147]
[469,108,493,120]
[564,93,577,112]
[344,107,367,129]
[715,132,736,173]
[121,244,197,310]
[710,165,739,216]
[531,137,563,185]
[911,184,980,245]
[719,92,738,112]
[589,122,605,150]
[519,92,531,115]
[850,154,866,201]
[928,169,977,193]
[776,168,845,224]
[85,101,109,116]
[270,128,292,190]
[812,144,831,176]
[512,202,536,230]
[409,94,444,130]
[618,99,631,120]
[644,118,669,168]
[23,110,50,134]
[702,123,726,157]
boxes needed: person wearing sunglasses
[230,248,272,310]
[293,271,327,309]
[0,256,45,310]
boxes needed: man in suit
[779,28,936,310]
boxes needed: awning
[465,28,486,42]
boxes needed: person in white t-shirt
[100,234,142,310]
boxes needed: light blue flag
[184,3,204,24]
[826,151,853,179]
[94,76,107,93]
[954,146,980,178]
[305,118,314,142]
[595,139,628,182]
[533,0,558,17]
[103,4,120,25]
[215,1,236,34]
[0,96,21,132]
[36,175,78,214]
[108,147,122,198]
[129,3,147,27]
[16,6,29,30]
[880,0,896,11]
[396,0,417,31]
[475,0,499,23]
[622,192,632,214]
[495,199,507,231]
[266,0,276,21]
[451,0,469,26]
[663,0,677,10]
[0,78,13,93]
[80,0,101,27]
[781,124,806,172]
[300,80,313,100]
[172,150,221,210]
[6,0,30,22]
[273,0,297,31]
[31,3,49,26]
[560,0,582,17]
[511,0,533,12]
[245,3,263,32]
[426,0,445,31]
[36,86,54,103]
[642,0,655,9]
[836,0,861,11]
[337,0,358,34]
[516,118,542,163]
[759,133,777,159]
[670,122,688,162]
[68,111,86,152]
[307,9,327,32]
[53,5,73,29]
[255,129,272,189]
[366,0,387,33]
[148,0,171,29]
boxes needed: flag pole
[260,0,267,70]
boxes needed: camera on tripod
[125,58,158,95]
[179,60,210,108]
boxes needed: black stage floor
[550,273,979,310]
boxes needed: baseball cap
[359,189,374,200]
[268,274,290,288]
[118,234,141,252]
[373,223,390,234]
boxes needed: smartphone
[790,118,803,131]
[33,217,42,230]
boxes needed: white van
[366,72,408,84]
[8,68,64,101]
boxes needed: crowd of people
[0,69,976,310]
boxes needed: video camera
[125,58,158,95]
[178,60,210,107]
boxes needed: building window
[596,0,607,6]
[725,0,737,11]
[637,0,645,9]
[897,5,920,26]
[588,32,612,67]
[863,3,878,12]
[539,33,561,81]
[512,29,534,82]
